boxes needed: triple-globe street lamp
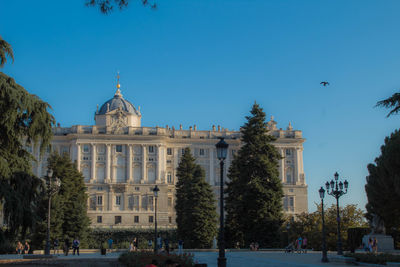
[325,172,348,255]
[43,168,61,255]
[216,138,229,267]
[319,187,328,263]
[152,185,160,254]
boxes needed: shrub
[345,253,400,265]
[118,251,195,267]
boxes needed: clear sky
[2,0,400,212]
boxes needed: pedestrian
[72,237,80,255]
[372,237,378,253]
[157,235,162,250]
[53,238,59,255]
[129,241,134,252]
[178,239,183,255]
[23,241,30,254]
[296,237,302,253]
[164,238,169,254]
[368,238,373,252]
[15,241,23,254]
[302,237,307,253]
[64,238,70,256]
[133,237,138,251]
[108,237,113,250]
[148,239,153,250]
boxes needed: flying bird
[320,81,329,86]
[151,3,157,9]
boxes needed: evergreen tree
[0,36,13,68]
[175,148,218,248]
[376,92,400,117]
[0,69,54,242]
[32,153,90,248]
[365,130,400,230]
[225,103,284,248]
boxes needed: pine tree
[175,148,218,248]
[365,130,400,230]
[32,153,90,247]
[225,103,284,248]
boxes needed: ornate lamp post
[325,172,348,255]
[44,168,61,255]
[216,138,228,267]
[319,187,328,262]
[153,185,160,254]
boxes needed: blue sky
[2,0,400,212]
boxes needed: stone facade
[32,86,308,228]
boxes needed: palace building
[31,81,308,228]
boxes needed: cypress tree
[225,103,284,248]
[365,130,400,230]
[175,148,218,248]
[32,153,90,247]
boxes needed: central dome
[98,89,138,115]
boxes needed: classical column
[127,144,133,183]
[209,148,214,185]
[91,143,96,183]
[76,143,81,172]
[280,148,285,183]
[141,145,147,184]
[123,192,129,211]
[108,188,113,211]
[105,144,111,183]
[294,148,299,184]
[156,145,162,183]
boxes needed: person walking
[372,237,378,253]
[23,241,30,254]
[129,241,134,252]
[302,237,307,253]
[72,237,80,256]
[53,238,59,255]
[133,237,138,251]
[164,238,170,255]
[157,235,162,251]
[16,241,23,254]
[296,236,302,253]
[108,238,113,250]
[148,239,153,250]
[178,239,183,255]
[64,238,70,256]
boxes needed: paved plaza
[0,250,352,266]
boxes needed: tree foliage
[175,148,218,249]
[0,70,54,242]
[86,0,156,14]
[0,36,14,68]
[31,153,91,249]
[225,103,284,248]
[376,92,400,117]
[365,130,400,231]
[288,204,367,251]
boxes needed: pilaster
[105,144,111,183]
[141,145,147,184]
[91,143,96,183]
[76,143,81,172]
[127,144,133,183]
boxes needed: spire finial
[117,71,121,89]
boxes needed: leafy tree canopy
[225,102,284,248]
[365,129,400,230]
[0,36,13,68]
[376,92,400,117]
[86,0,156,14]
[175,148,218,249]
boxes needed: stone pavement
[0,250,350,266]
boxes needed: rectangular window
[116,195,121,205]
[286,149,292,156]
[148,196,154,210]
[149,216,154,223]
[135,187,140,191]
[199,149,205,156]
[181,148,185,154]
[286,174,292,184]
[97,216,102,223]
[83,156,89,161]
[97,195,103,205]
[289,197,294,207]
[116,145,123,153]
[83,144,90,153]
[115,216,122,224]
[167,148,172,155]
[167,173,172,184]
[134,216,139,223]
[168,197,172,207]
[169,217,172,224]
[148,146,154,153]
[166,160,172,164]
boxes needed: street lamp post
[325,172,348,255]
[319,187,328,263]
[44,168,61,256]
[216,138,229,267]
[153,185,160,254]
